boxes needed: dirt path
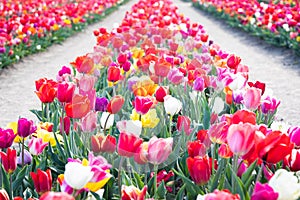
[0,0,139,127]
[0,0,299,127]
[176,0,300,126]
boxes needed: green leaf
[175,184,186,200]
[12,165,27,189]
[29,109,43,121]
[229,165,250,200]
[209,158,226,192]
[241,160,257,183]
[157,181,167,199]
[133,172,144,189]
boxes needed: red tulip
[227,54,241,70]
[121,185,147,200]
[177,115,192,135]
[107,65,121,82]
[197,129,211,147]
[248,81,266,95]
[133,96,153,115]
[284,149,300,172]
[30,169,52,195]
[257,131,294,164]
[70,55,94,74]
[35,78,57,103]
[186,155,211,185]
[118,132,143,157]
[91,134,116,153]
[231,109,256,125]
[107,95,125,114]
[227,123,256,156]
[39,192,74,200]
[218,143,233,158]
[0,189,9,200]
[187,140,206,157]
[57,82,75,103]
[0,148,17,174]
[65,94,90,119]
[155,86,169,102]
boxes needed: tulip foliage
[1,0,300,199]
[192,0,300,54]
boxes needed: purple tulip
[95,97,109,112]
[193,76,205,92]
[17,149,32,165]
[17,118,37,138]
[0,128,16,148]
[251,182,278,200]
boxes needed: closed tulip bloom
[70,55,95,74]
[0,189,9,200]
[118,132,143,157]
[121,185,147,200]
[107,95,125,114]
[147,136,173,165]
[288,126,300,147]
[30,169,52,195]
[39,192,75,200]
[251,182,278,200]
[0,128,16,148]
[80,111,97,133]
[193,76,205,92]
[65,94,90,119]
[187,140,206,158]
[17,118,37,138]
[242,87,261,110]
[107,65,121,82]
[133,96,153,115]
[227,123,256,156]
[227,54,241,70]
[155,86,168,102]
[64,161,94,190]
[167,67,184,85]
[95,97,109,112]
[186,155,211,185]
[57,82,75,103]
[28,137,48,155]
[91,134,116,154]
[163,95,182,116]
[0,148,17,174]
[177,115,193,135]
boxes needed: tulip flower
[80,111,97,133]
[57,82,75,103]
[0,148,17,174]
[121,185,147,200]
[60,116,71,135]
[177,115,193,135]
[100,112,114,130]
[231,109,256,125]
[242,87,261,110]
[28,137,48,155]
[132,76,157,96]
[64,161,94,190]
[35,78,57,103]
[167,67,184,85]
[118,132,143,157]
[39,192,75,200]
[17,118,37,138]
[0,128,16,148]
[163,95,182,116]
[251,182,278,200]
[95,97,109,112]
[260,96,280,114]
[65,94,91,119]
[70,55,95,74]
[30,169,52,195]
[116,120,142,137]
[91,134,116,153]
[288,126,300,147]
[107,65,121,82]
[227,54,241,70]
[186,155,211,185]
[284,149,300,172]
[130,109,160,128]
[248,81,266,95]
[187,140,206,157]
[155,86,168,102]
[208,121,228,144]
[218,143,233,158]
[269,169,300,200]
[17,149,32,165]
[201,189,240,200]
[257,130,294,164]
[133,96,154,115]
[0,189,9,200]
[193,76,205,92]
[134,142,149,165]
[197,129,211,147]
[107,95,125,114]
[147,136,173,165]
[58,66,71,77]
[227,123,256,156]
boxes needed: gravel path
[0,0,299,127]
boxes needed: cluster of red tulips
[0,0,300,199]
[193,0,300,53]
[0,0,123,69]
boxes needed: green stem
[232,155,239,193]
[22,137,25,167]
[255,162,263,183]
[103,113,111,135]
[169,115,173,137]
[118,157,125,197]
[9,173,13,199]
[153,164,158,199]
[61,103,65,136]
[211,143,215,175]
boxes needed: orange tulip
[65,94,90,119]
[107,95,125,114]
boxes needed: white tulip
[163,95,182,116]
[100,112,114,130]
[116,120,142,137]
[64,162,94,190]
[269,169,300,200]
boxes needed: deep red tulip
[0,189,9,200]
[155,86,168,102]
[186,155,211,185]
[65,94,90,119]
[0,148,17,174]
[187,140,206,157]
[257,131,294,164]
[118,132,143,157]
[30,169,52,195]
[107,95,125,114]
[57,82,75,103]
[107,65,121,82]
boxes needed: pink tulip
[242,87,261,110]
[118,132,143,158]
[288,126,300,147]
[227,123,256,156]
[57,82,75,103]
[167,67,184,85]
[147,136,173,165]
[133,96,153,115]
[177,115,193,135]
[28,137,48,156]
[80,111,97,133]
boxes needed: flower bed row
[191,0,300,54]
[1,0,300,199]
[0,0,128,69]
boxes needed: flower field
[191,0,300,54]
[1,0,300,200]
[0,0,127,69]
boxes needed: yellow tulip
[130,109,160,128]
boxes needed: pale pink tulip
[147,136,173,165]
